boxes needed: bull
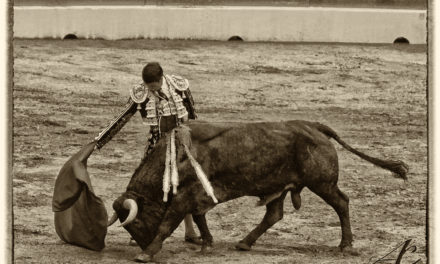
[109,120,408,262]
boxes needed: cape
[52,141,107,251]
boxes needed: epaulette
[166,74,189,91]
[129,83,149,103]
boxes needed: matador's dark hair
[142,62,163,83]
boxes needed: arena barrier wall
[13,6,427,44]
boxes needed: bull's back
[186,120,334,197]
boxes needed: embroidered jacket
[129,74,196,126]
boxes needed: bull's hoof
[338,241,353,251]
[340,246,360,256]
[235,241,252,251]
[134,253,154,263]
[200,244,214,254]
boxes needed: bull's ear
[112,196,123,212]
[135,196,145,214]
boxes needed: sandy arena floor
[12,39,427,263]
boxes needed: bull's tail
[313,123,409,180]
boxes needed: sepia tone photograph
[11,0,429,263]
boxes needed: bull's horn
[108,212,118,227]
[119,199,138,227]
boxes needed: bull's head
[111,192,167,249]
[109,140,170,249]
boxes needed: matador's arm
[94,84,149,149]
[94,99,138,150]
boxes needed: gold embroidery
[141,75,188,126]
[129,84,148,103]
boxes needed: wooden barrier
[13,0,427,9]
[13,6,427,44]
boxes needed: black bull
[111,120,408,261]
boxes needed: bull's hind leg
[309,183,353,250]
[235,191,288,251]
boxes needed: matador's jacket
[94,74,197,150]
[131,74,197,126]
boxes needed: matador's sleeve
[183,88,197,119]
[94,84,149,149]
[94,98,137,149]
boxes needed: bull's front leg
[134,209,185,263]
[192,214,214,253]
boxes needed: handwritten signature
[370,239,422,264]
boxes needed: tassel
[162,134,171,202]
[183,144,218,204]
[170,129,179,194]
